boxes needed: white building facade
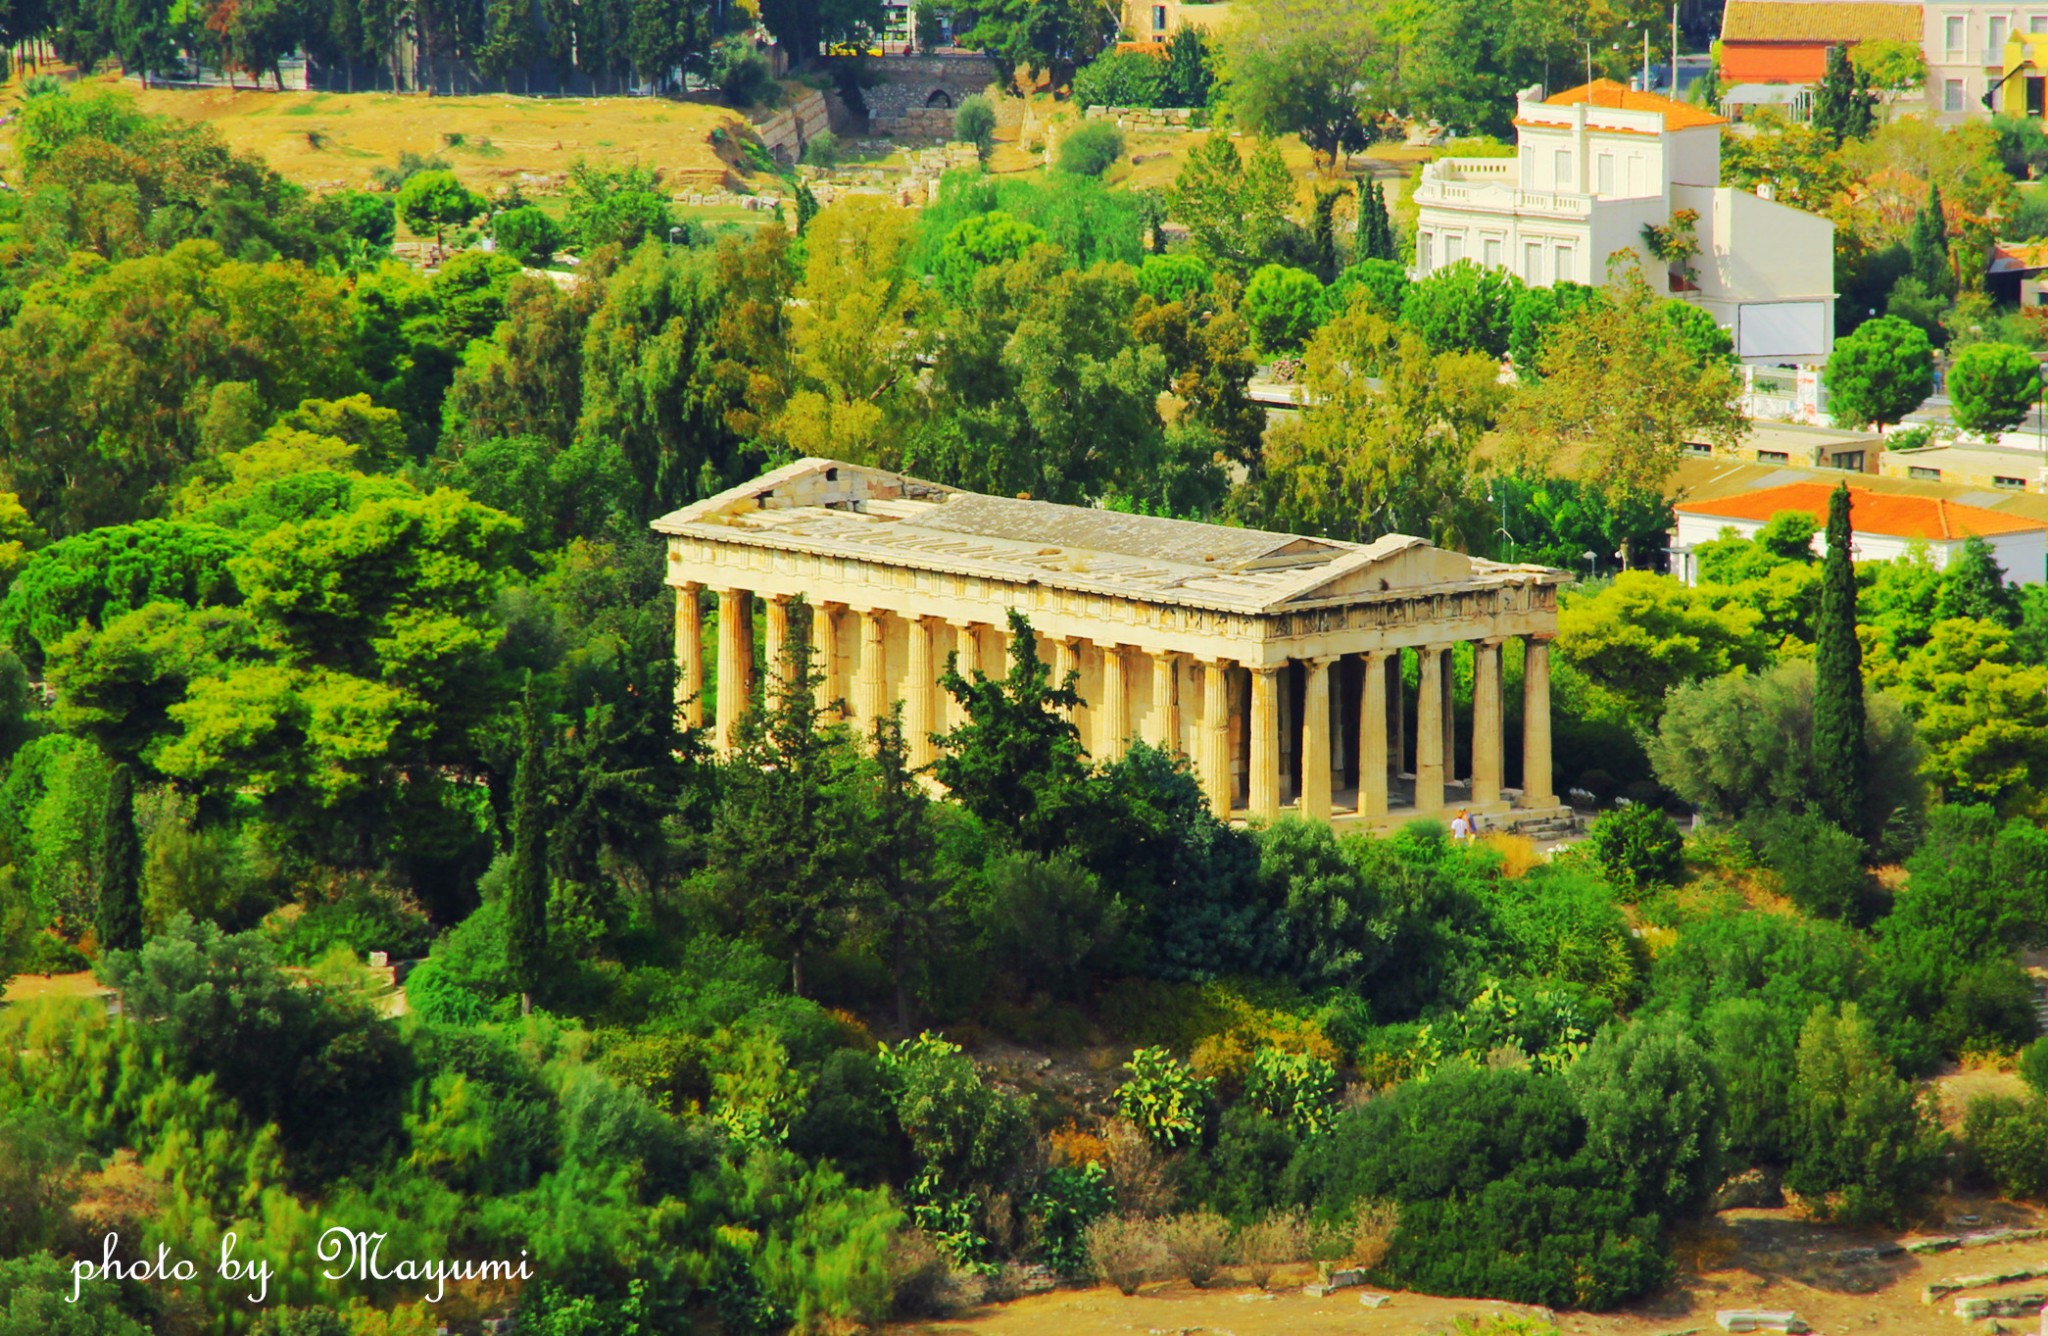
[1925,0,2048,118]
[1411,81,1837,364]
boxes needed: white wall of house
[1672,513,2048,584]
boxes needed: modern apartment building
[1410,81,1837,364]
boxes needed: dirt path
[897,1203,2048,1335]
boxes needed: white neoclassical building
[1411,80,1837,365]
[652,460,1572,830]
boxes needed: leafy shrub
[1965,1094,2048,1200]
[1137,252,1209,304]
[1785,1004,1944,1226]
[270,890,433,965]
[1099,1118,1176,1217]
[1584,804,1684,896]
[1747,811,1869,920]
[1936,958,2041,1057]
[955,96,997,163]
[877,1032,1028,1185]
[1334,1198,1399,1272]
[1030,1160,1114,1276]
[801,131,840,168]
[715,36,776,107]
[2019,1036,2048,1096]
[1085,1213,1165,1294]
[1072,50,1167,108]
[1114,1046,1213,1150]
[1057,121,1125,178]
[1244,1046,1339,1136]
[1160,1211,1231,1286]
[1237,1208,1308,1289]
[492,205,564,267]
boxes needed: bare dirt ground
[1,968,109,1005]
[897,1201,2048,1336]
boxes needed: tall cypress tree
[1907,185,1955,298]
[96,762,143,954]
[1811,44,1874,145]
[1812,483,1868,840]
[1359,180,1395,262]
[506,678,549,1014]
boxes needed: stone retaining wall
[867,53,998,134]
[755,89,833,162]
[1083,104,1200,129]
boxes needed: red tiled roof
[1544,79,1728,130]
[1674,482,2046,539]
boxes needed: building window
[1445,232,1464,263]
[1947,15,1966,55]
[1908,466,1942,480]
[1758,450,1791,463]
[1946,78,1966,112]
[1152,4,1166,29]
[1417,232,1434,274]
[1684,441,1713,456]
[1627,155,1646,195]
[1523,241,1544,284]
[1831,451,1865,471]
[1597,152,1614,194]
[1553,149,1571,187]
[1482,235,1503,266]
[1553,243,1574,282]
[1994,475,2027,489]
[1991,15,2010,53]
[2033,14,2048,33]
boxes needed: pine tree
[506,677,550,1015]
[865,706,942,1030]
[1812,483,1869,840]
[1907,185,1956,299]
[1811,44,1875,145]
[95,762,143,954]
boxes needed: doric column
[1473,638,1505,806]
[1389,648,1406,775]
[1522,635,1557,807]
[1149,650,1181,752]
[763,594,793,701]
[904,616,935,765]
[1416,642,1446,813]
[1202,659,1231,818]
[1301,656,1335,821]
[674,581,704,729]
[1440,646,1458,787]
[1250,664,1282,820]
[1358,649,1389,816]
[948,621,980,728]
[715,587,754,756]
[1053,636,1079,721]
[812,602,843,719]
[1098,644,1129,757]
[856,608,888,734]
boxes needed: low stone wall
[755,89,832,161]
[881,107,960,140]
[1083,104,1199,129]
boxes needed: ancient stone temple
[653,459,1571,830]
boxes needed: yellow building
[1998,30,2048,117]
[1117,0,1230,47]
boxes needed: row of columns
[674,583,1556,819]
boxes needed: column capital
[1304,653,1340,669]
[1248,662,1284,677]
[1423,640,1453,653]
[677,578,704,593]
[1479,635,1508,648]
[1526,632,1556,644]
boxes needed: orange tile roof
[1544,79,1728,130]
[1675,481,2047,539]
[1720,0,1921,45]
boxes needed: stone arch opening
[924,88,954,109]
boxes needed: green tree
[1812,483,1868,840]
[1555,573,1768,730]
[1948,341,2038,436]
[863,706,944,1030]
[562,161,675,251]
[493,205,566,267]
[933,610,1088,856]
[955,94,997,164]
[1168,133,1298,277]
[1936,536,2023,627]
[94,762,143,953]
[1583,803,1684,896]
[933,210,1048,300]
[395,170,484,247]
[506,678,549,1015]
[1161,23,1214,107]
[706,631,864,997]
[1906,184,1956,300]
[1241,263,1325,353]
[1057,119,1125,176]
[1217,0,1381,165]
[1810,43,1875,145]
[1822,314,1934,428]
[1357,179,1396,262]
[1400,258,1523,358]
